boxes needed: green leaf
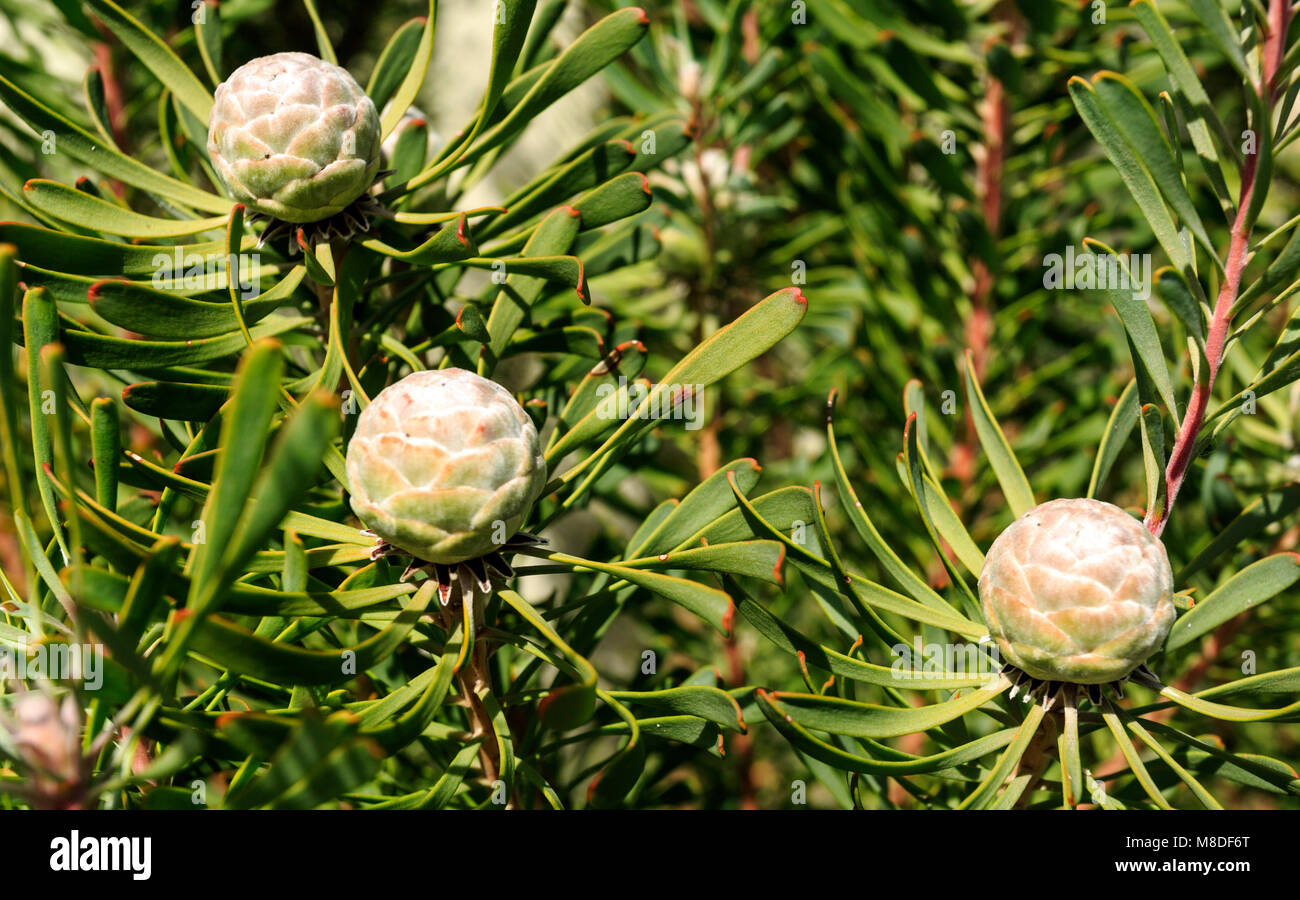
[498,589,598,730]
[604,686,745,733]
[0,74,230,214]
[757,691,1015,776]
[22,287,66,561]
[0,224,252,275]
[482,206,580,368]
[452,8,650,172]
[83,0,214,121]
[829,393,954,611]
[367,18,427,110]
[1154,680,1300,722]
[629,458,761,557]
[461,0,538,152]
[1069,75,1194,276]
[958,701,1047,809]
[484,139,637,239]
[23,179,226,238]
[1131,0,1236,211]
[1137,402,1166,522]
[1100,702,1173,809]
[1087,379,1139,498]
[963,350,1034,517]
[82,67,115,146]
[903,414,984,579]
[222,391,340,581]
[121,381,228,421]
[1091,72,1217,264]
[90,396,119,509]
[1154,266,1205,345]
[1166,554,1300,652]
[620,540,784,585]
[1185,0,1250,82]
[60,315,311,370]
[163,341,283,672]
[369,739,482,809]
[0,247,26,540]
[1088,237,1180,422]
[523,548,734,636]
[569,171,653,231]
[379,2,437,141]
[194,0,223,87]
[300,0,337,64]
[191,582,433,686]
[762,678,1010,740]
[88,266,304,339]
[735,584,989,689]
[558,287,808,486]
[359,215,479,264]
[1176,484,1300,581]
[117,537,181,649]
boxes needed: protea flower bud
[12,692,82,783]
[978,498,1175,684]
[346,369,547,566]
[207,52,380,223]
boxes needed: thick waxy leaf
[59,315,311,370]
[603,686,745,733]
[630,458,761,557]
[1166,554,1300,652]
[828,392,951,610]
[523,548,734,636]
[482,206,580,366]
[485,139,636,238]
[190,582,432,686]
[735,584,989,689]
[723,473,983,636]
[1070,76,1194,276]
[0,224,253,275]
[1091,72,1216,262]
[151,342,284,676]
[84,0,214,121]
[451,8,650,171]
[499,589,598,730]
[761,678,1009,740]
[1087,379,1139,498]
[455,0,537,154]
[378,1,437,140]
[367,18,427,110]
[194,0,223,86]
[569,171,653,231]
[958,701,1047,809]
[222,711,378,809]
[0,247,25,536]
[463,255,586,301]
[359,216,478,264]
[1088,238,1180,422]
[619,540,784,585]
[300,0,337,64]
[558,287,808,485]
[22,288,65,560]
[757,691,1015,776]
[963,350,1034,517]
[1131,1,1235,212]
[1177,484,1300,582]
[1101,702,1173,809]
[1156,682,1300,723]
[903,414,984,580]
[88,267,304,338]
[121,381,229,421]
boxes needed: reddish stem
[1148,0,1290,538]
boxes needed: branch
[1148,0,1292,537]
